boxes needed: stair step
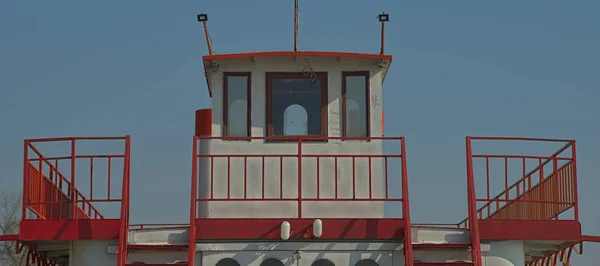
[413,243,471,249]
[127,244,188,250]
[414,262,473,266]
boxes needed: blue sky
[1,0,600,264]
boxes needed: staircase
[410,226,481,266]
[121,226,193,266]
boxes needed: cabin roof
[202,51,392,97]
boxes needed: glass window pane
[271,78,322,136]
[226,76,248,136]
[345,75,368,137]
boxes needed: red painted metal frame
[188,135,413,266]
[13,136,131,266]
[461,137,577,226]
[195,218,405,240]
[462,136,581,266]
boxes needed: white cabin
[197,54,390,219]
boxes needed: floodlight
[378,13,389,22]
[197,13,208,22]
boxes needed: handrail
[193,135,407,205]
[25,142,102,219]
[459,138,576,227]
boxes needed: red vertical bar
[334,157,338,199]
[352,157,356,199]
[227,156,231,199]
[505,158,509,201]
[384,157,389,199]
[55,159,59,209]
[49,161,55,218]
[368,157,372,199]
[262,157,265,199]
[244,157,248,199]
[316,157,320,199]
[22,141,29,220]
[553,157,558,217]
[90,158,94,200]
[571,141,579,220]
[486,157,490,200]
[400,137,414,266]
[297,138,302,218]
[539,158,544,219]
[38,158,43,216]
[70,138,77,219]
[465,137,482,266]
[107,158,111,200]
[123,136,132,264]
[210,157,214,199]
[188,136,198,266]
[280,157,283,199]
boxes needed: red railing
[460,137,578,228]
[190,136,409,218]
[187,135,413,266]
[22,136,131,221]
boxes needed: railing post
[571,141,579,221]
[117,136,131,266]
[70,138,77,219]
[22,140,29,220]
[297,137,302,219]
[466,136,483,266]
[189,135,199,266]
[400,137,414,266]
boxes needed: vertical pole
[466,137,482,266]
[189,136,199,266]
[70,138,77,219]
[202,21,212,56]
[400,137,414,266]
[117,136,131,266]
[297,138,302,218]
[22,141,29,220]
[124,136,131,265]
[294,0,299,51]
[380,18,385,55]
[571,141,579,220]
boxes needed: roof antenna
[378,12,389,55]
[294,0,299,51]
[197,13,213,56]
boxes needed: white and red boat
[0,7,598,266]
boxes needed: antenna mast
[294,0,299,51]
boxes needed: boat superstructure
[1,7,599,266]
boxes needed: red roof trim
[203,51,392,61]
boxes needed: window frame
[265,72,329,141]
[341,71,371,138]
[222,72,252,138]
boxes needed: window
[216,258,240,266]
[223,72,251,137]
[260,258,284,266]
[342,71,370,137]
[266,72,328,138]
